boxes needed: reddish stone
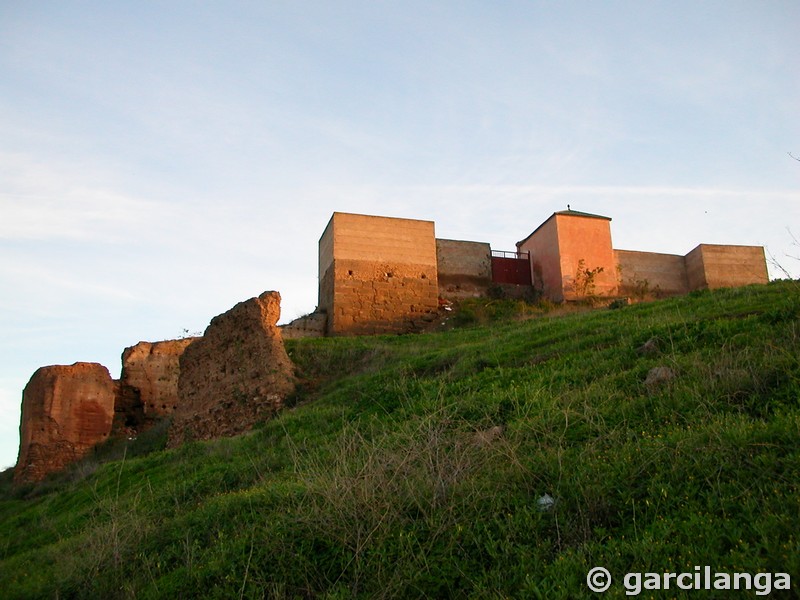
[14,363,116,483]
[118,338,198,425]
[168,291,296,446]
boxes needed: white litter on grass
[537,493,555,512]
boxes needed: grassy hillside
[1,282,799,599]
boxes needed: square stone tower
[318,212,439,335]
[685,244,769,290]
[517,210,619,302]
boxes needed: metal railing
[491,250,530,260]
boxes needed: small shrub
[574,259,605,299]
[608,298,629,310]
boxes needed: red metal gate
[491,250,532,286]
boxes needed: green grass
[1,281,799,598]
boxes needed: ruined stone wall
[615,249,690,297]
[15,363,116,483]
[280,312,327,339]
[436,238,492,299]
[14,291,298,479]
[117,339,198,427]
[685,244,768,290]
[168,291,296,446]
[319,212,439,335]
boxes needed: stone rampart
[15,363,117,483]
[685,244,769,290]
[436,238,492,298]
[116,338,198,430]
[12,209,773,483]
[168,291,296,446]
[518,211,618,301]
[327,258,439,334]
[615,249,690,297]
[320,213,439,335]
[280,312,327,339]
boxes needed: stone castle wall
[280,312,327,339]
[518,212,618,302]
[552,213,619,300]
[325,258,439,334]
[616,245,768,299]
[518,214,562,300]
[319,213,439,335]
[15,293,297,480]
[685,244,769,290]
[519,211,769,302]
[13,210,772,482]
[615,249,690,297]
[436,238,492,299]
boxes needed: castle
[290,209,768,337]
[15,208,769,482]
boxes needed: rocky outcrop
[14,363,117,483]
[636,337,661,357]
[168,291,296,446]
[116,338,198,430]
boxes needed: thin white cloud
[0,191,158,241]
[395,184,800,200]
[0,152,173,242]
[0,259,139,308]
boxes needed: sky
[1,1,799,469]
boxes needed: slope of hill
[1,282,798,598]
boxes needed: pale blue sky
[1,1,799,468]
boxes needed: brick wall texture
[319,213,439,335]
